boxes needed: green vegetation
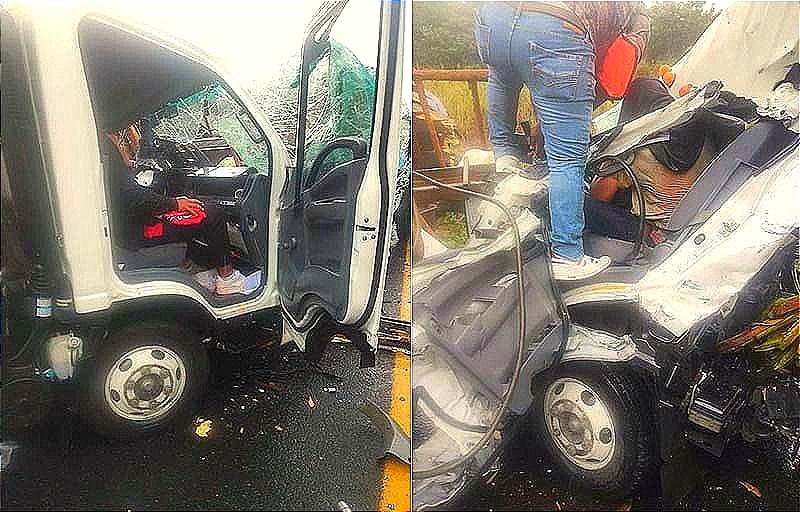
[644,2,720,66]
[430,208,469,248]
[422,82,535,146]
[412,2,480,69]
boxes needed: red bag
[160,209,207,226]
[142,209,206,239]
[597,34,641,100]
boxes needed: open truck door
[277,0,403,364]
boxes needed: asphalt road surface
[1,241,409,511]
[451,418,799,511]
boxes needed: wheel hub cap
[544,377,616,471]
[105,346,186,421]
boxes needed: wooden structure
[412,68,490,169]
[411,68,496,219]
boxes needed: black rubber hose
[413,386,489,433]
[411,170,526,480]
[600,155,646,260]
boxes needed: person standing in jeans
[475,2,649,280]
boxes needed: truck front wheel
[531,366,653,496]
[79,322,209,438]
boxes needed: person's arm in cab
[591,175,622,202]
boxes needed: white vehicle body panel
[637,145,799,336]
[670,2,799,101]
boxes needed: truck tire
[531,366,653,496]
[78,322,209,438]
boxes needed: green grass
[429,207,469,248]
[423,81,534,147]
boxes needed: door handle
[280,237,297,250]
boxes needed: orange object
[678,83,694,96]
[662,70,676,87]
[658,64,671,77]
[597,34,641,99]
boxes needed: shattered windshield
[152,84,271,174]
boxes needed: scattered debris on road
[195,419,213,438]
[739,480,763,498]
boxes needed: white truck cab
[1,0,404,436]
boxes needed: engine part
[42,333,83,381]
[686,368,746,434]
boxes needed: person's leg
[487,69,524,165]
[476,2,525,164]
[584,197,641,241]
[160,205,244,294]
[508,13,609,280]
[195,205,233,276]
[513,15,597,258]
[523,25,595,261]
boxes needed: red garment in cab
[143,209,207,239]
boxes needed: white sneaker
[215,270,246,295]
[495,154,521,173]
[193,269,218,292]
[551,254,611,281]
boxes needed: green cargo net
[248,40,376,163]
[302,40,377,173]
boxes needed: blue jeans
[475,2,595,260]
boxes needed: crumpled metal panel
[754,83,800,133]
[471,172,548,236]
[413,210,540,292]
[411,326,499,510]
[637,145,799,336]
[411,208,557,510]
[669,2,799,101]
[560,324,637,364]
[589,82,719,162]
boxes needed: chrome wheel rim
[543,377,616,471]
[104,345,187,421]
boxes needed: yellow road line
[378,241,411,512]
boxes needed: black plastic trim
[352,0,401,328]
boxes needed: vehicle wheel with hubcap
[79,322,209,438]
[531,366,653,496]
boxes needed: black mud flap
[303,313,376,368]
